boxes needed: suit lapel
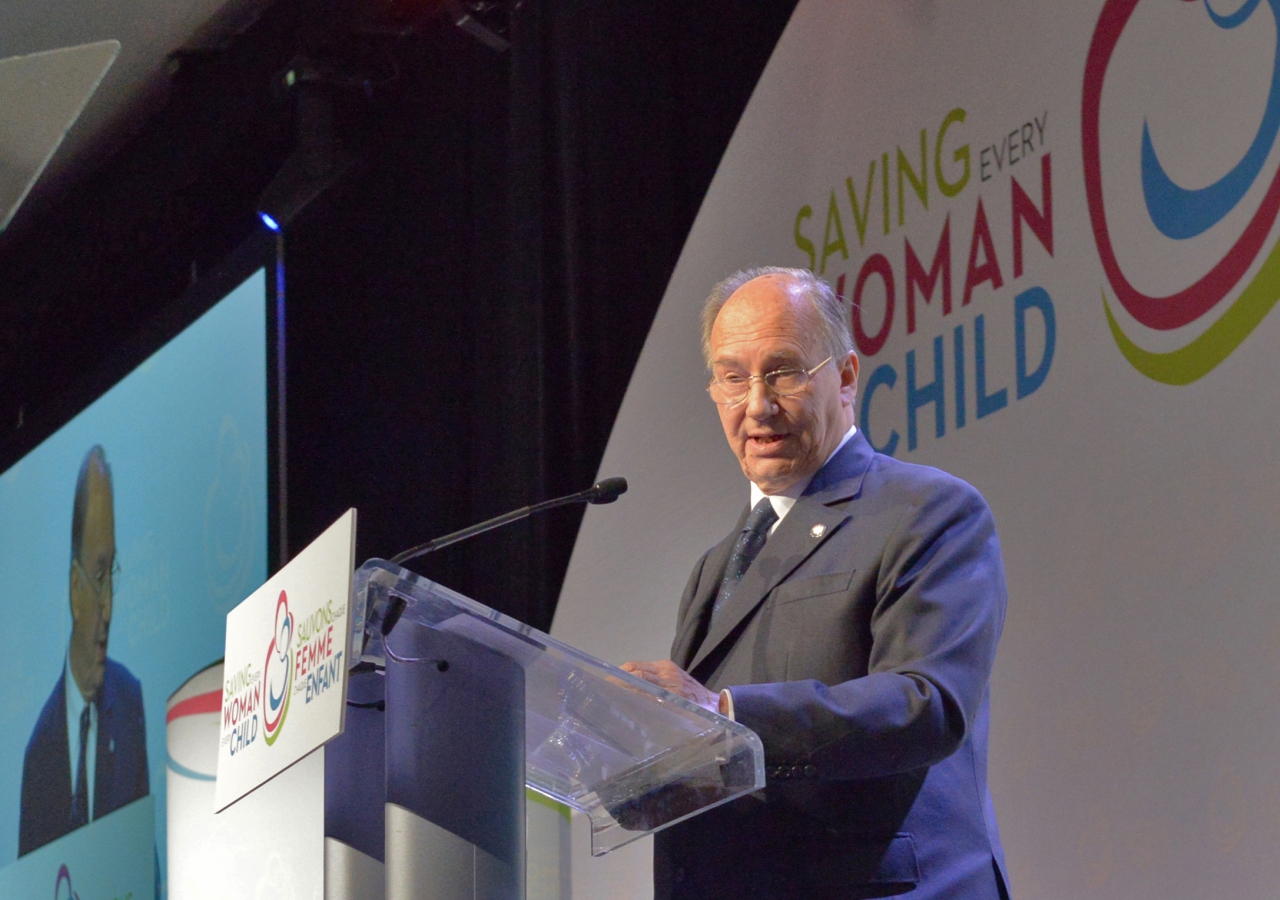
[688,433,875,674]
[94,665,115,814]
[53,672,72,801]
[672,515,744,669]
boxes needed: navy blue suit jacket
[19,658,150,856]
[654,432,1009,900]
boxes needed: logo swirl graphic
[54,864,78,900]
[1084,0,1280,383]
[261,590,293,746]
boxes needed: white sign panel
[216,509,356,810]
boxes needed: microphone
[389,477,628,568]
[588,476,627,504]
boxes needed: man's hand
[620,659,720,713]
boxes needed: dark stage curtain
[284,1,797,629]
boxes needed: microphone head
[590,477,628,504]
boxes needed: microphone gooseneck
[389,476,628,568]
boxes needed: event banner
[216,509,356,810]
[554,2,1280,898]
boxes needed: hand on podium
[620,660,720,714]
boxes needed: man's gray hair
[700,267,854,366]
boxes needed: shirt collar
[64,648,96,769]
[749,424,858,524]
[63,648,98,822]
[65,649,88,724]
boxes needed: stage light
[442,0,513,52]
[361,0,516,52]
[255,81,354,233]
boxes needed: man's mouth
[748,434,789,451]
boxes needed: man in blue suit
[19,446,149,857]
[624,269,1010,899]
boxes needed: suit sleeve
[130,679,150,801]
[18,741,39,856]
[729,476,1007,780]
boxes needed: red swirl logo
[261,590,293,745]
[1083,0,1280,382]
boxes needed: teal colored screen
[0,270,268,888]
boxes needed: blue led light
[259,211,281,232]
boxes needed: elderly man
[19,445,149,855]
[623,268,1010,900]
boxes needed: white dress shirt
[748,424,858,532]
[64,651,98,821]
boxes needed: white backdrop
[553,2,1280,898]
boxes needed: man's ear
[840,351,860,400]
[69,563,83,621]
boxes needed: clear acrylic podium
[325,559,765,900]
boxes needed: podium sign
[216,509,357,810]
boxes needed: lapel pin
[810,524,826,538]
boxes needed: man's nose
[743,379,778,419]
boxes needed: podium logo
[1084,0,1280,383]
[262,590,293,746]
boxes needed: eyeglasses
[707,356,833,408]
[74,555,119,600]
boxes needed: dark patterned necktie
[711,498,779,627]
[70,704,91,828]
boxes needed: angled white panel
[0,39,118,231]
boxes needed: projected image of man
[19,445,149,856]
